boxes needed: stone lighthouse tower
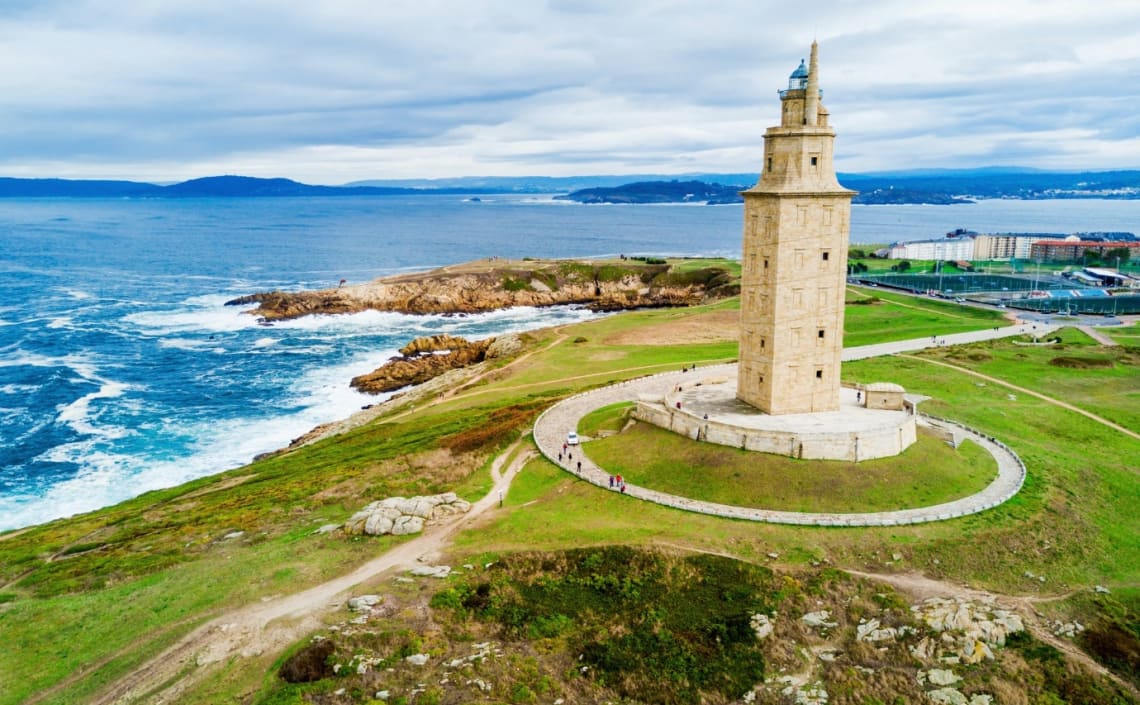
[737,42,855,414]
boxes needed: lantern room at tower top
[781,58,823,100]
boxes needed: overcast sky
[3,0,1140,183]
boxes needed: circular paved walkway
[532,363,1026,527]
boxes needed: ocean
[2,194,1139,531]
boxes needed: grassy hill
[0,288,1137,704]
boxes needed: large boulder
[391,515,425,535]
[342,493,472,537]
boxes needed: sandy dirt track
[87,443,534,705]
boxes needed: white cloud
[0,0,1138,182]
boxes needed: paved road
[533,325,1048,527]
[842,320,1058,361]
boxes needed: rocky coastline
[225,258,737,321]
[350,334,506,395]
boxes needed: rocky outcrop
[225,259,734,320]
[342,493,472,536]
[351,335,493,394]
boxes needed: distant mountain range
[2,169,1140,203]
[0,175,482,198]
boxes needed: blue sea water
[2,194,1139,530]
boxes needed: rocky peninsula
[225,258,738,320]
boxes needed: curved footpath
[533,323,1050,527]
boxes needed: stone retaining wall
[633,401,917,462]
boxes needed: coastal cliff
[225,259,738,320]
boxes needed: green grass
[585,426,996,513]
[1,285,1136,704]
[1105,322,1140,345]
[0,393,554,705]
[911,328,1140,432]
[430,547,772,704]
[668,256,742,277]
[576,401,634,437]
[844,286,1009,346]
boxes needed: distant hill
[553,180,749,205]
[0,175,484,198]
[840,169,1140,202]
[0,177,165,198]
[347,173,759,194]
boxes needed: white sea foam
[125,294,260,334]
[0,349,93,371]
[46,317,74,329]
[0,383,39,395]
[56,379,132,439]
[0,303,601,531]
[1,382,382,531]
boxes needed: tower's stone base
[633,372,916,462]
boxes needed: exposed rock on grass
[343,493,472,536]
[255,548,1136,705]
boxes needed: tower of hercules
[737,41,856,415]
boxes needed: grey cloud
[0,1,1138,180]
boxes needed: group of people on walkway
[558,435,633,490]
[558,442,583,475]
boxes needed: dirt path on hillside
[87,443,536,705]
[900,354,1140,443]
[1078,325,1120,346]
[848,569,1139,699]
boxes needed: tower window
[767,158,773,172]
[822,251,830,261]
[815,369,823,380]
[760,337,766,348]
[763,258,769,269]
[811,156,818,166]
[818,329,825,338]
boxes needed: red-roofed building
[1029,240,1140,263]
